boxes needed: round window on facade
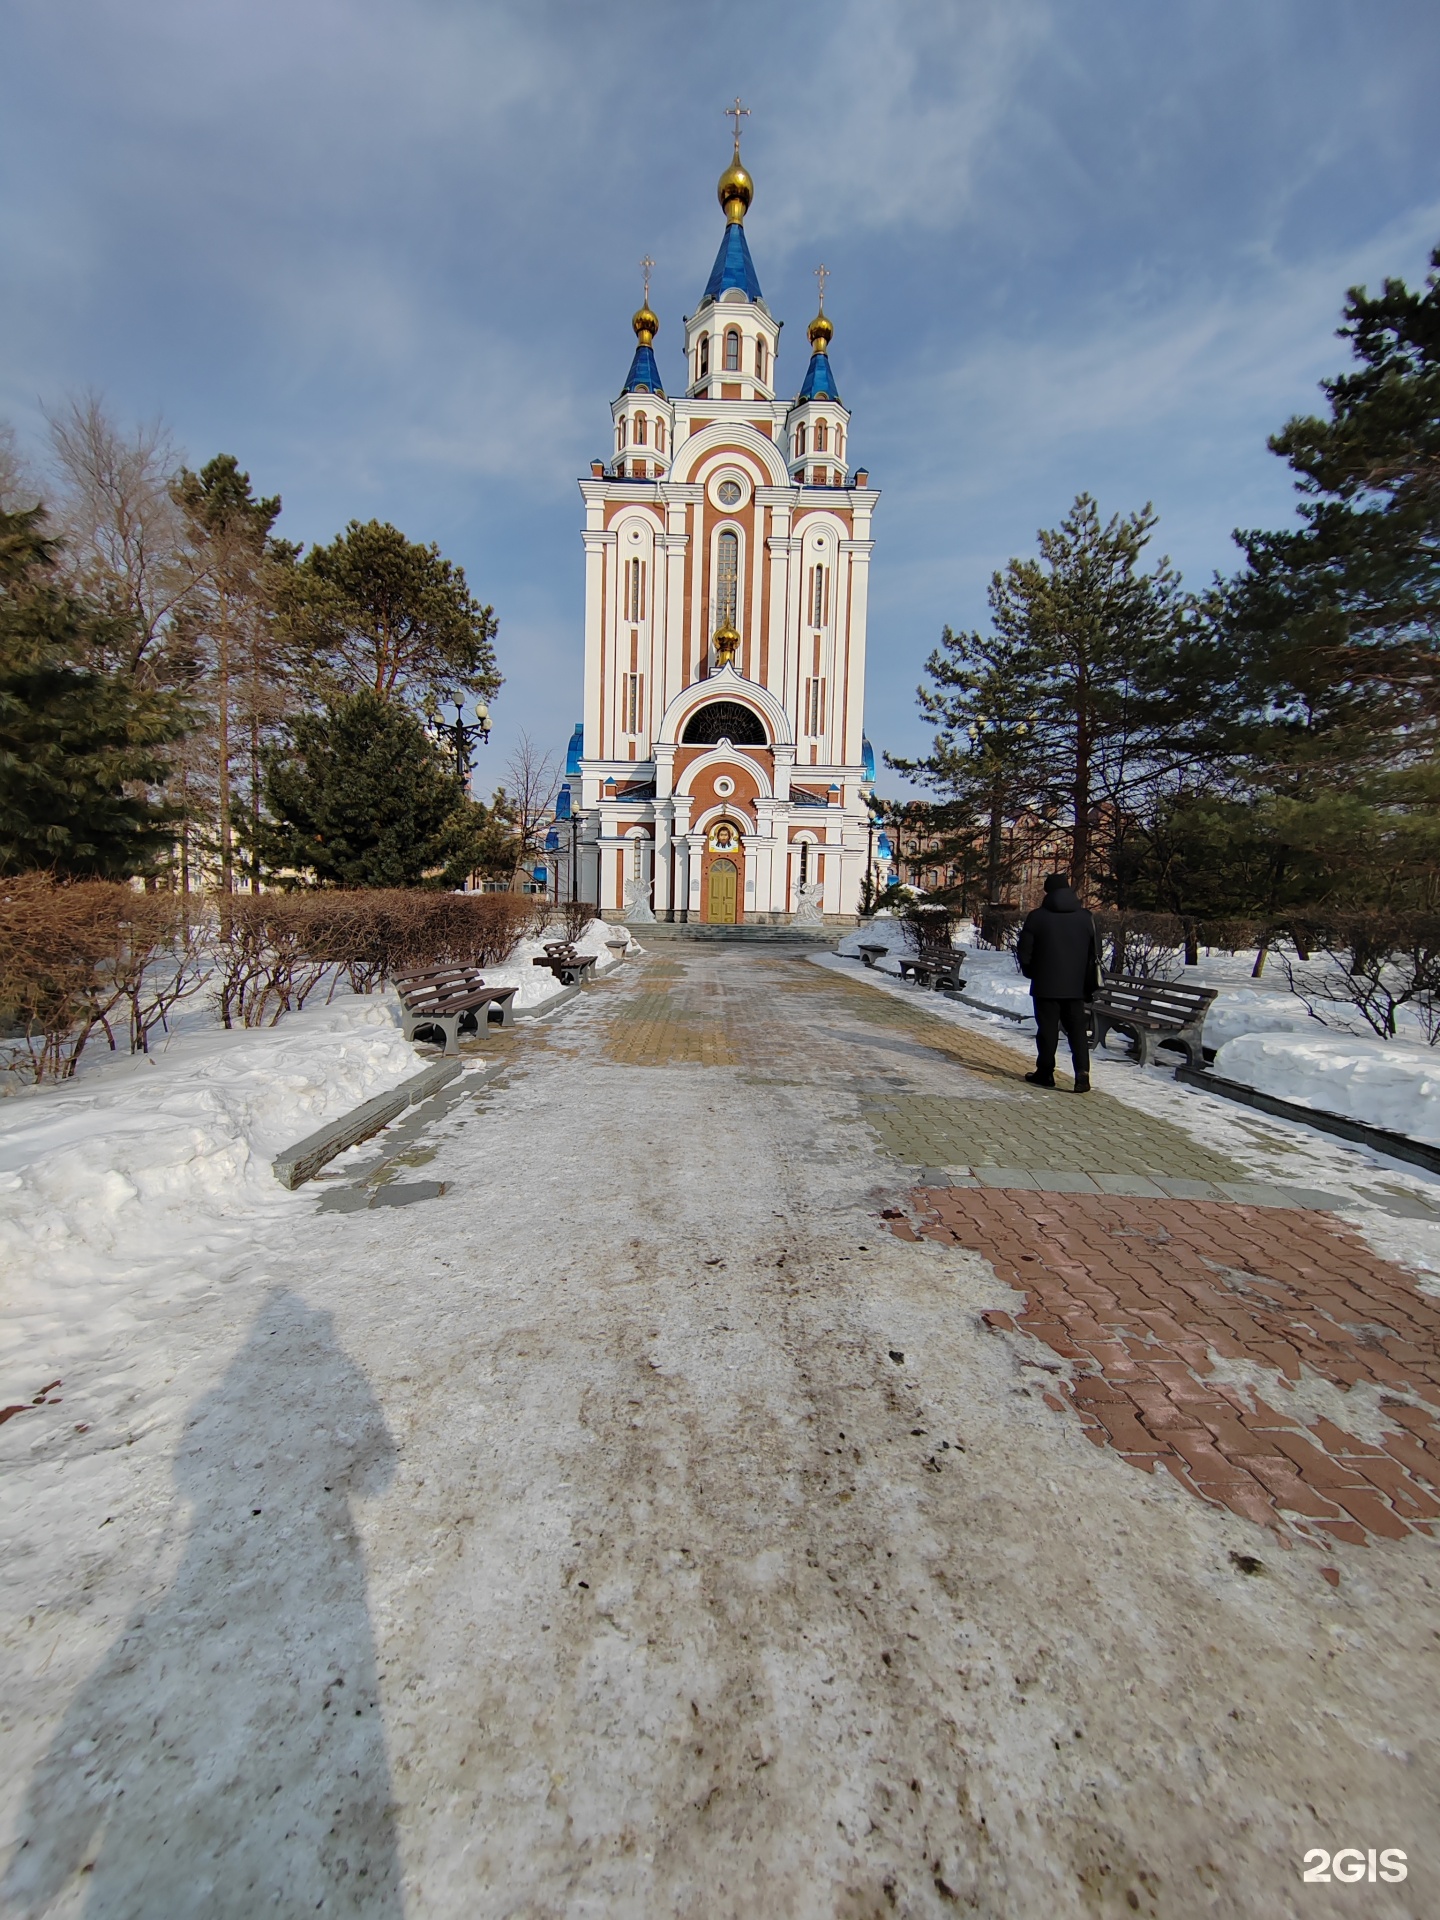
[714,775,736,798]
[717,480,742,505]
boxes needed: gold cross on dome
[814,262,830,310]
[640,254,654,303]
[725,96,750,146]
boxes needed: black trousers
[1033,997,1090,1081]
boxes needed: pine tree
[888,623,1049,906]
[261,690,481,889]
[1222,243,1440,910]
[277,519,502,711]
[0,507,187,877]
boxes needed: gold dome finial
[712,617,740,668]
[808,262,833,349]
[718,96,753,224]
[632,254,658,344]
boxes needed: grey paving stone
[1152,1178,1224,1201]
[974,1168,1041,1190]
[1217,1181,1296,1208]
[1090,1173,1170,1198]
[1030,1170,1102,1194]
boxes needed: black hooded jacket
[1016,886,1100,1000]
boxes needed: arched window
[655,417,666,453]
[815,420,828,453]
[809,563,828,629]
[724,329,740,373]
[634,412,648,447]
[795,423,807,458]
[715,530,739,629]
[617,417,627,450]
[755,337,768,383]
[835,425,844,459]
[680,699,767,746]
[698,335,710,379]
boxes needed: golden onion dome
[632,304,659,344]
[807,309,833,350]
[712,617,740,666]
[718,152,753,224]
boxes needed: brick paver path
[589,945,1440,1549]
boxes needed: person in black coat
[1015,873,1100,1091]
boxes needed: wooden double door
[706,858,738,924]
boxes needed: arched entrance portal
[707,858,738,924]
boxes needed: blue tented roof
[565,723,583,776]
[797,349,841,403]
[621,342,664,396]
[862,736,876,782]
[703,223,763,302]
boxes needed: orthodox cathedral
[564,114,880,925]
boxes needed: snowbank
[1213,1031,1440,1146]
[0,997,422,1307]
[480,917,629,1008]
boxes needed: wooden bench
[531,942,599,988]
[857,942,888,969]
[896,945,966,993]
[395,968,518,1054]
[1090,975,1217,1069]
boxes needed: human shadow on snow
[3,1289,402,1918]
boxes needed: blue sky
[3,0,1437,792]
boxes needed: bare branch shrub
[1094,911,1185,981]
[0,877,128,1081]
[975,904,1024,951]
[901,900,963,952]
[559,900,599,943]
[1284,914,1440,1043]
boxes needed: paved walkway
[3,944,1438,1918]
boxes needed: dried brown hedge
[0,876,206,1079]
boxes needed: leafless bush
[1094,911,1185,981]
[975,905,1024,952]
[1194,918,1264,957]
[559,900,599,943]
[901,900,963,953]
[1284,914,1440,1044]
[0,877,122,1080]
[113,894,210,1051]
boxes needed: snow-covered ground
[1215,1031,1440,1146]
[841,916,1440,1140]
[0,919,631,1404]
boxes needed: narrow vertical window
[803,678,826,735]
[655,417,666,453]
[815,420,828,452]
[716,530,739,630]
[755,337,768,382]
[617,417,627,450]
[799,840,810,885]
[810,564,827,629]
[836,425,844,459]
[795,423,807,458]
[724,329,740,372]
[634,413,648,447]
[698,335,710,379]
[624,673,643,735]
